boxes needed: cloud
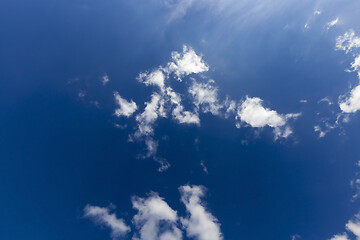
[346,218,360,239]
[179,185,223,240]
[83,205,130,239]
[134,93,165,138]
[167,46,209,81]
[132,193,182,240]
[237,97,286,128]
[138,70,166,92]
[236,97,300,139]
[165,0,195,22]
[189,80,222,115]
[350,55,360,72]
[330,212,360,240]
[166,87,200,125]
[327,17,339,30]
[314,125,327,138]
[114,92,138,117]
[102,75,110,85]
[336,30,360,54]
[318,97,333,105]
[330,234,349,240]
[339,85,360,113]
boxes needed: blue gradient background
[1,0,360,239]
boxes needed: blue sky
[1,0,360,240]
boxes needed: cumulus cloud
[237,97,286,128]
[167,46,209,81]
[132,193,182,240]
[179,185,223,240]
[236,97,300,139]
[339,85,360,113]
[83,205,130,239]
[85,185,223,240]
[189,80,222,115]
[114,92,138,117]
[336,30,360,54]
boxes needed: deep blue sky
[1,1,360,240]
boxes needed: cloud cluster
[335,30,360,115]
[111,45,299,170]
[84,185,222,240]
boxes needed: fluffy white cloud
[339,85,360,113]
[236,97,300,139]
[237,97,286,128]
[167,46,209,81]
[114,92,138,117]
[83,205,130,239]
[138,69,166,92]
[189,80,222,115]
[336,30,360,54]
[132,193,182,240]
[179,185,223,240]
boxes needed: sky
[1,0,360,239]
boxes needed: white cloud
[314,125,327,138]
[102,75,110,85]
[237,97,286,128]
[83,205,130,239]
[166,87,200,125]
[299,99,308,103]
[236,97,299,139]
[346,218,360,239]
[167,46,209,81]
[138,69,166,92]
[318,97,333,105]
[350,55,360,72]
[189,80,222,115]
[135,93,165,138]
[179,185,223,240]
[132,193,182,240]
[327,17,339,29]
[330,212,360,240]
[339,84,360,113]
[330,234,349,240]
[114,92,138,117]
[336,30,360,54]
[314,10,321,15]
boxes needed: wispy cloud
[83,205,130,239]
